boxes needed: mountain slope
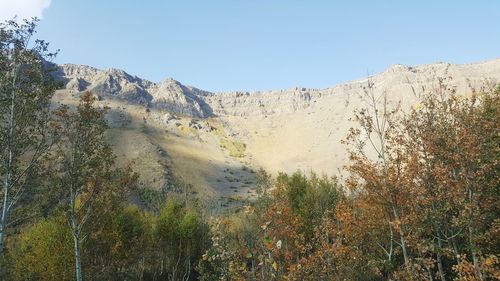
[52,59,500,206]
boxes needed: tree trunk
[450,236,459,262]
[436,247,446,281]
[0,78,17,276]
[433,224,446,281]
[0,229,5,276]
[469,225,483,281]
[467,189,483,281]
[399,229,409,265]
[139,256,145,281]
[73,232,83,281]
[0,182,9,274]
[392,206,409,265]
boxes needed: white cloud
[0,0,52,22]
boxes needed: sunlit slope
[53,59,500,202]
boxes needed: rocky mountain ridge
[56,64,213,117]
[56,59,500,118]
[51,59,500,202]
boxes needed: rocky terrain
[52,59,500,207]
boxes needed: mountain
[56,64,213,117]
[52,59,500,208]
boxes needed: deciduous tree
[0,18,59,274]
[53,92,114,281]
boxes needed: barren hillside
[52,59,500,206]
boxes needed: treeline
[1,19,499,281]
[8,198,208,280]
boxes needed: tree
[197,218,237,281]
[0,18,59,274]
[344,79,415,274]
[344,81,500,280]
[8,203,150,281]
[402,86,500,280]
[53,92,114,281]
[9,213,74,281]
[105,205,151,280]
[255,168,272,197]
[154,198,208,281]
[199,171,340,281]
[80,202,150,281]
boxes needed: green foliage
[277,172,339,238]
[7,198,210,281]
[135,186,167,212]
[8,214,74,281]
[88,204,152,280]
[213,125,246,158]
[199,171,341,280]
[153,198,208,280]
[52,92,117,281]
[255,167,272,197]
[219,138,246,158]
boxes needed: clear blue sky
[32,1,500,92]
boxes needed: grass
[227,195,243,202]
[178,125,197,135]
[212,125,246,158]
[219,138,246,158]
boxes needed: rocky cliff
[51,59,500,201]
[56,64,212,117]
[55,59,500,119]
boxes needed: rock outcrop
[55,64,212,117]
[204,60,500,116]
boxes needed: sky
[1,1,499,92]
